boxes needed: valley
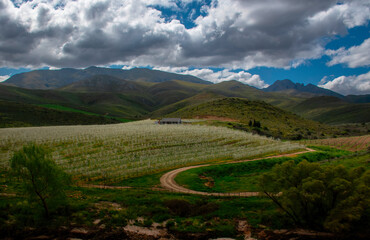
[1,68,369,134]
[0,68,369,239]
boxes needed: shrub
[164,199,192,217]
[259,160,370,233]
[9,143,71,218]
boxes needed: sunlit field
[0,120,302,184]
[301,135,370,152]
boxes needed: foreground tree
[259,160,369,233]
[10,144,70,218]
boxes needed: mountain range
[0,67,369,134]
[3,66,210,90]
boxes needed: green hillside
[0,84,153,119]
[0,100,120,128]
[59,75,147,93]
[166,97,338,139]
[293,96,370,124]
[151,92,224,118]
[1,78,368,129]
[3,66,211,89]
[204,80,305,110]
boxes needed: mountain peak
[264,79,343,98]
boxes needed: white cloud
[153,66,269,88]
[319,71,370,95]
[0,75,10,82]
[326,38,370,68]
[0,0,369,70]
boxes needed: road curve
[160,148,315,197]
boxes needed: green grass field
[175,147,355,193]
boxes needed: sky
[0,0,369,95]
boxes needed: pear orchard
[0,120,303,184]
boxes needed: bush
[9,143,71,218]
[165,199,192,217]
[259,160,370,233]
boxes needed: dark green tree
[253,120,261,128]
[259,160,369,233]
[10,144,70,218]
[248,120,252,127]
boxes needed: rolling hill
[0,100,120,128]
[59,75,147,93]
[292,96,370,124]
[165,97,338,139]
[0,84,153,119]
[150,92,224,118]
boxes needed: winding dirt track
[78,148,315,197]
[160,148,315,197]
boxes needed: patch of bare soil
[199,175,214,188]
[93,201,123,211]
[124,225,173,240]
[255,228,338,240]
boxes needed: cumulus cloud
[0,75,10,82]
[182,0,370,69]
[0,0,369,70]
[319,71,370,95]
[153,66,268,88]
[326,38,370,68]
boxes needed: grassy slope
[0,84,152,119]
[146,80,205,107]
[205,80,305,111]
[166,97,338,139]
[150,92,224,118]
[293,96,370,124]
[175,146,361,193]
[0,100,120,128]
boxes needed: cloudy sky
[0,0,369,95]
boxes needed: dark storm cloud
[0,0,369,69]
[0,2,35,54]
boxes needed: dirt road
[160,148,315,197]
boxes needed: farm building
[158,118,182,124]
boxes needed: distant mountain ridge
[2,66,211,89]
[263,79,343,98]
[1,68,369,125]
[59,75,146,93]
[3,68,349,100]
[0,77,368,126]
